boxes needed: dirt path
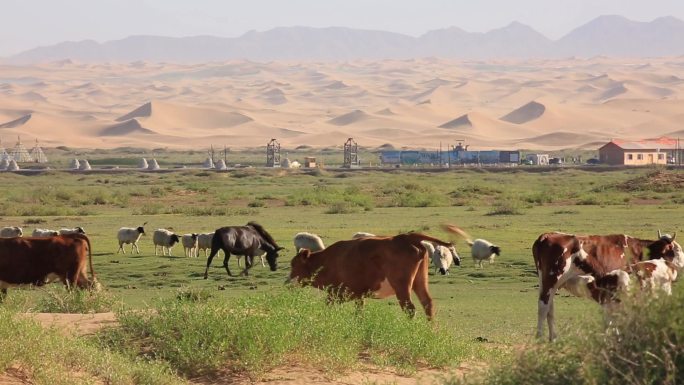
[21,312,118,336]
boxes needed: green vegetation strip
[0,308,184,385]
[100,288,479,379]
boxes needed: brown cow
[533,231,683,341]
[289,232,453,319]
[0,234,98,299]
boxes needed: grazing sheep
[197,232,217,258]
[441,225,500,269]
[32,229,59,238]
[0,226,23,238]
[422,241,460,275]
[117,225,146,254]
[153,229,180,256]
[352,232,376,239]
[182,233,199,258]
[293,232,325,252]
[59,227,86,235]
[469,239,501,268]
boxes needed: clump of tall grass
[102,288,474,379]
[450,287,684,385]
[486,201,525,216]
[0,307,184,385]
[36,286,118,314]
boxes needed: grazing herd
[0,220,683,343]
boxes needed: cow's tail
[404,232,452,248]
[84,234,97,283]
[441,224,473,244]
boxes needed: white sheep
[32,229,59,237]
[293,232,325,252]
[0,226,23,238]
[117,225,146,254]
[197,232,216,258]
[352,232,376,239]
[59,227,86,235]
[469,239,501,268]
[182,233,199,258]
[153,229,180,256]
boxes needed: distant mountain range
[7,15,684,63]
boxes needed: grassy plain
[0,165,682,382]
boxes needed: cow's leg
[546,292,558,341]
[411,258,434,320]
[537,282,556,341]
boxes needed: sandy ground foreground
[3,313,476,385]
[1,58,683,152]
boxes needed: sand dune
[0,114,32,129]
[0,58,683,150]
[99,119,156,136]
[439,114,472,129]
[501,101,546,124]
[327,110,371,126]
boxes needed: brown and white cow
[289,232,453,319]
[533,231,683,341]
[0,234,98,298]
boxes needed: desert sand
[1,57,683,151]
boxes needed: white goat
[293,232,325,252]
[182,233,199,258]
[153,229,180,256]
[32,229,59,237]
[422,241,460,275]
[0,226,23,238]
[117,225,146,254]
[59,227,86,235]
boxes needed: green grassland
[0,165,682,383]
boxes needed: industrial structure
[266,138,281,167]
[379,140,520,166]
[343,138,359,168]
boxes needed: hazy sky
[1,0,683,56]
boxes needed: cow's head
[266,246,283,272]
[289,248,314,283]
[170,234,180,246]
[648,232,684,268]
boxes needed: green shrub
[0,307,184,385]
[36,286,118,314]
[103,289,472,378]
[451,287,684,385]
[486,201,524,216]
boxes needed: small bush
[486,201,524,216]
[326,201,358,214]
[36,286,118,314]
